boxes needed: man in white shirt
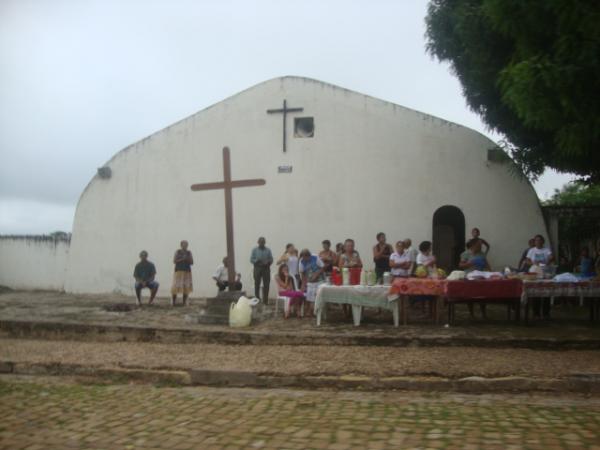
[526,235,554,266]
[403,238,418,275]
[525,234,554,319]
[213,257,242,292]
[390,241,411,278]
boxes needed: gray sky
[0,0,573,234]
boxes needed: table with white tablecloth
[314,285,399,327]
[521,280,600,322]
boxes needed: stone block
[0,360,14,373]
[190,369,259,386]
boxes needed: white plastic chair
[274,275,304,318]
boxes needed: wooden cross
[266,99,303,153]
[191,147,266,290]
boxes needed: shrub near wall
[0,235,70,290]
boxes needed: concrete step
[1,360,599,394]
[2,319,600,349]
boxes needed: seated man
[213,257,242,291]
[133,250,159,306]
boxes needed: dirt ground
[1,338,600,378]
[1,289,600,342]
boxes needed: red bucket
[349,268,361,285]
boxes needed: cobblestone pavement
[1,376,599,450]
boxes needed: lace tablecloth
[521,280,600,305]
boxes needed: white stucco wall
[0,237,69,290]
[65,76,548,298]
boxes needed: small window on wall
[294,117,314,138]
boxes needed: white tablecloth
[521,280,600,306]
[315,284,399,327]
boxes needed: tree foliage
[425,0,600,182]
[544,181,600,206]
[543,181,600,255]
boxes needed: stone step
[3,319,600,349]
[194,314,230,326]
[1,361,599,393]
[202,302,232,315]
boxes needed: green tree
[425,0,600,182]
[544,181,600,206]
[543,182,600,261]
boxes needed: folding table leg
[351,305,362,326]
[403,296,408,326]
[392,302,399,327]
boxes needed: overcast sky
[0,0,573,234]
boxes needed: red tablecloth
[389,278,447,297]
[390,278,524,300]
[446,279,523,299]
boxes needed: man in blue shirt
[250,237,273,302]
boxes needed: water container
[383,272,392,285]
[360,269,368,286]
[331,267,342,286]
[349,268,361,285]
[229,296,256,327]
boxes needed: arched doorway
[432,205,465,272]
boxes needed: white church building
[53,76,546,298]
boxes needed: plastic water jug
[367,270,377,286]
[229,296,258,328]
[360,269,368,286]
[383,272,392,285]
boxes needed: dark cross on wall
[190,147,266,290]
[266,99,303,152]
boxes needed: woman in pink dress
[275,264,304,319]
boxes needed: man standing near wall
[250,237,273,303]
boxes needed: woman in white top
[416,241,437,269]
[389,241,411,278]
[277,243,300,286]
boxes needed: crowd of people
[132,230,598,319]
